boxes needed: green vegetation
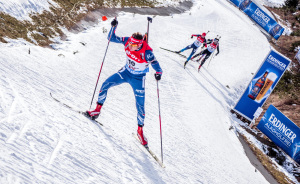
[291,30,300,36]
[289,40,300,51]
[283,0,299,12]
[0,0,157,46]
[274,70,300,100]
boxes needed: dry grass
[0,0,157,46]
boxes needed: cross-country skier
[86,19,163,146]
[175,33,207,68]
[192,37,220,70]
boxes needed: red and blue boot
[137,125,148,146]
[86,103,102,120]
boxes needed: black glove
[215,53,219,56]
[111,19,118,27]
[154,73,162,81]
[191,35,193,39]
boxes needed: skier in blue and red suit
[86,19,163,146]
[175,32,207,68]
[192,37,220,70]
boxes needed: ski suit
[179,34,207,62]
[97,26,163,127]
[193,39,219,67]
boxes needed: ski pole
[156,80,163,163]
[89,18,116,110]
[146,16,164,163]
[146,17,152,44]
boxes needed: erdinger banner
[257,105,300,164]
[233,50,291,121]
[228,0,285,40]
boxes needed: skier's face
[128,44,140,51]
[128,36,142,51]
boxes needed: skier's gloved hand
[154,72,162,81]
[191,35,193,39]
[111,19,118,27]
[215,53,219,56]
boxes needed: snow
[0,0,185,21]
[0,0,58,21]
[0,0,287,183]
[255,0,286,7]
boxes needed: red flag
[102,16,107,21]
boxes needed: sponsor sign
[229,0,285,39]
[233,50,291,121]
[257,105,300,164]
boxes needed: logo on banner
[254,8,270,24]
[267,55,287,71]
[228,0,285,39]
[257,105,300,164]
[263,113,297,147]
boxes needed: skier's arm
[146,50,163,75]
[107,26,129,45]
[191,34,201,37]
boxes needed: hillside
[0,0,299,183]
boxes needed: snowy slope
[0,0,186,21]
[256,0,285,7]
[0,0,273,183]
[0,0,58,20]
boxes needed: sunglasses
[129,42,140,47]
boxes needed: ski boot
[137,125,148,146]
[184,61,188,68]
[86,103,102,120]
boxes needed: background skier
[86,19,163,146]
[175,33,207,68]
[192,37,220,70]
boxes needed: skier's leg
[177,44,193,53]
[184,46,198,67]
[200,53,211,67]
[130,76,146,127]
[187,47,198,61]
[130,75,148,145]
[97,68,128,105]
[86,68,128,119]
[192,50,204,60]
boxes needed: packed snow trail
[0,0,272,183]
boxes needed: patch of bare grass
[0,0,157,46]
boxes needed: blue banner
[228,0,285,40]
[257,105,300,164]
[233,50,290,121]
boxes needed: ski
[50,93,103,126]
[160,47,188,59]
[132,133,165,168]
